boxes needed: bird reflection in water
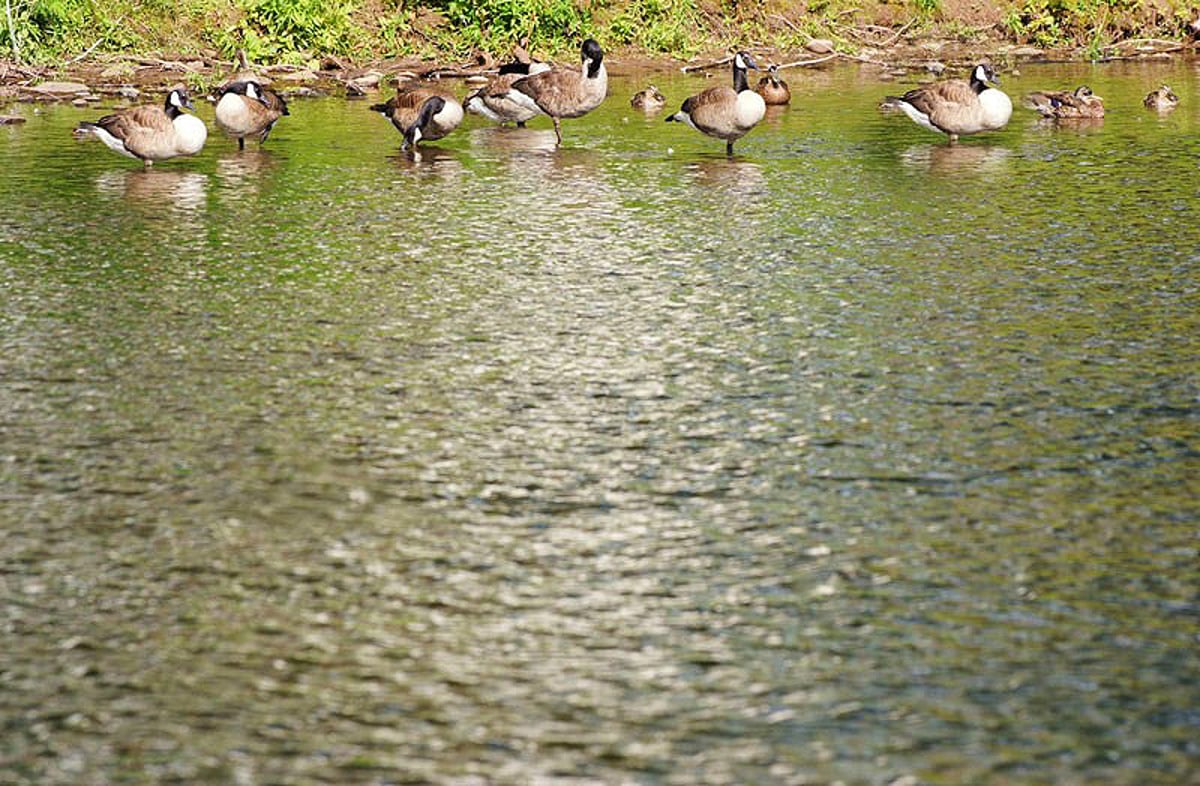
[761,104,790,128]
[388,146,466,181]
[215,148,279,191]
[684,158,766,198]
[898,143,1011,176]
[468,127,560,155]
[1033,115,1105,135]
[95,169,209,212]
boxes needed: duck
[882,63,1012,144]
[465,62,552,127]
[214,80,289,150]
[630,85,665,112]
[74,87,207,165]
[1143,85,1179,112]
[499,38,608,145]
[1025,85,1104,118]
[665,51,766,156]
[755,65,791,105]
[371,87,464,150]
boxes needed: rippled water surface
[2,61,1198,784]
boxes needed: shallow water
[1,60,1198,785]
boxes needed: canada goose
[755,65,791,105]
[74,87,207,166]
[371,87,464,149]
[882,63,1012,144]
[1144,85,1179,112]
[1025,85,1104,118]
[631,85,665,112]
[665,51,766,156]
[215,80,289,150]
[465,63,552,127]
[500,38,608,145]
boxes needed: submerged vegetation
[1,0,1199,65]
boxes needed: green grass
[2,0,1199,65]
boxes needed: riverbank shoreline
[1,30,1194,105]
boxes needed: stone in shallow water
[32,81,90,96]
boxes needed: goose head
[734,51,760,73]
[970,64,1000,90]
[164,88,195,117]
[405,95,447,148]
[581,38,604,78]
[242,81,272,107]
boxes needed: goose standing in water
[74,87,207,165]
[371,88,464,150]
[215,80,290,149]
[500,38,608,146]
[665,51,766,156]
[756,65,791,105]
[1025,85,1104,119]
[882,63,1012,144]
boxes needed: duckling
[755,65,791,105]
[630,85,665,112]
[665,51,766,156]
[1025,85,1104,119]
[882,63,1012,144]
[371,87,464,150]
[215,80,290,150]
[74,87,207,166]
[1144,85,1179,112]
[499,38,608,146]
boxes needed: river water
[1,60,1198,784]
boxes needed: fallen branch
[63,31,114,66]
[776,53,838,69]
[681,55,733,73]
[419,67,496,79]
[1102,37,1189,49]
[876,17,917,47]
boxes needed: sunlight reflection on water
[0,62,1197,785]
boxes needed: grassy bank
[2,0,1199,68]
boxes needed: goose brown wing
[470,72,523,100]
[389,88,440,111]
[97,105,172,139]
[262,87,289,116]
[902,78,974,115]
[379,88,441,129]
[683,86,737,134]
[512,68,577,114]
